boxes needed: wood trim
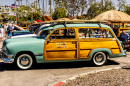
[46,48,77,51]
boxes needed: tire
[16,54,33,70]
[92,52,107,66]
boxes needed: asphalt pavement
[0,38,130,86]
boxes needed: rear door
[77,27,122,59]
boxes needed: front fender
[6,41,44,59]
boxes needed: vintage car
[12,23,43,36]
[1,21,124,69]
[112,23,130,37]
[11,24,51,38]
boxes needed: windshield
[26,24,31,30]
[39,30,52,39]
[35,29,41,35]
[29,25,41,33]
[35,24,51,35]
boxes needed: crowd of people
[0,23,14,41]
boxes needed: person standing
[121,31,130,49]
[4,24,8,37]
[7,25,13,37]
[0,26,4,41]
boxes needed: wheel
[16,54,33,70]
[92,52,107,66]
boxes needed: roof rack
[45,20,107,23]
[45,20,108,28]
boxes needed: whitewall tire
[92,52,107,66]
[16,54,33,70]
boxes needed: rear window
[78,28,114,38]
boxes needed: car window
[35,29,41,35]
[49,28,75,39]
[39,30,52,39]
[78,28,114,38]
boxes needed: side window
[50,28,75,39]
[78,28,114,38]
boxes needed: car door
[44,27,78,61]
[78,27,122,59]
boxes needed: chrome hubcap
[20,57,30,66]
[95,54,103,62]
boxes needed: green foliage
[87,0,116,19]
[52,7,67,20]
[15,1,42,21]
[117,0,127,11]
[77,14,87,19]
[52,1,67,20]
[124,4,130,15]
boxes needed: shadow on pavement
[0,59,120,71]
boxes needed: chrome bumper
[123,50,127,57]
[0,51,14,63]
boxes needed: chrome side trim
[35,53,44,56]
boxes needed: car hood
[4,37,45,46]
[11,34,37,38]
[13,30,30,33]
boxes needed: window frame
[77,27,116,39]
[46,27,77,40]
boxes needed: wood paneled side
[80,50,90,59]
[111,49,121,54]
[80,41,119,49]
[46,51,76,59]
[46,42,76,50]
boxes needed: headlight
[2,46,7,51]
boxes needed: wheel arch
[14,51,36,63]
[89,48,112,60]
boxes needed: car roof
[40,24,51,30]
[43,23,112,30]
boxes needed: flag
[10,4,15,8]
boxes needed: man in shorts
[7,25,13,37]
[121,31,130,49]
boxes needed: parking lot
[0,38,130,86]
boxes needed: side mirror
[47,37,51,44]
[49,37,52,41]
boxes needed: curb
[54,67,121,86]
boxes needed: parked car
[1,21,124,69]
[11,24,51,38]
[12,23,44,36]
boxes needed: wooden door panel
[80,41,119,49]
[46,42,76,51]
[47,51,76,59]
[79,39,121,59]
[45,40,77,61]
[80,50,90,59]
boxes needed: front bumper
[0,47,14,63]
[123,50,127,57]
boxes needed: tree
[15,1,42,21]
[80,0,88,15]
[117,0,127,11]
[124,4,130,15]
[52,1,67,20]
[87,0,115,19]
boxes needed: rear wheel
[16,54,33,70]
[92,52,107,66]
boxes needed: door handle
[72,41,77,44]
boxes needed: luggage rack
[45,20,108,28]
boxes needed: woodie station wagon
[1,20,124,69]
